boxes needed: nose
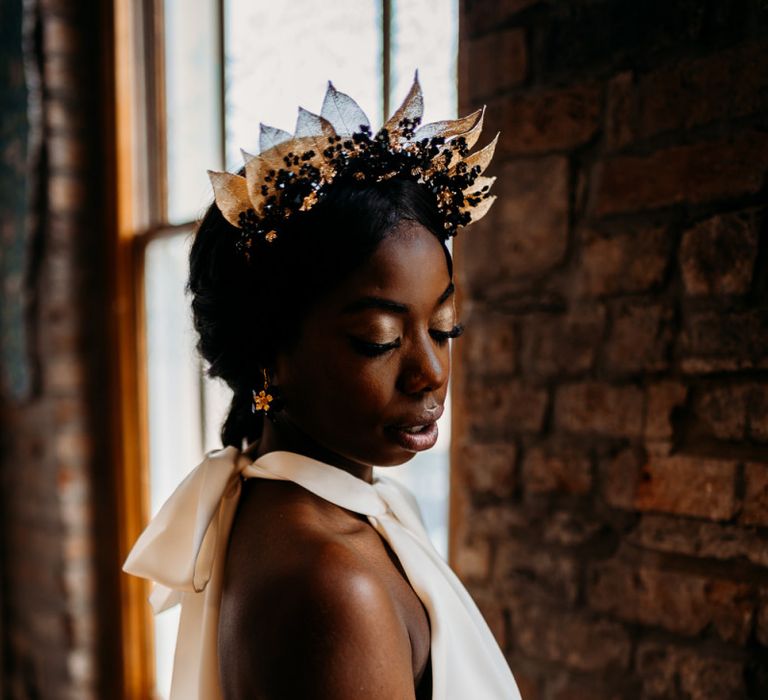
[397,330,449,395]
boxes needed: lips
[385,404,444,452]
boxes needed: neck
[247,413,374,484]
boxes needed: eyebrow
[341,281,455,315]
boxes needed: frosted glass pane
[144,232,204,699]
[164,0,222,224]
[224,0,382,169]
[391,0,458,122]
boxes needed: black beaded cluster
[234,117,492,260]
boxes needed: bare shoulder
[219,485,416,699]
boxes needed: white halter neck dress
[123,447,522,699]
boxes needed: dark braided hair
[188,175,453,449]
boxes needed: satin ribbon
[123,447,521,699]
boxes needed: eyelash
[350,323,465,357]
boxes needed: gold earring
[251,367,274,413]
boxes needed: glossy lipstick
[385,404,444,451]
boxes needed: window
[115,1,458,696]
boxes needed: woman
[124,76,521,700]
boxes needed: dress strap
[245,450,390,518]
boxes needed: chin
[371,445,421,468]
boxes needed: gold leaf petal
[462,175,496,197]
[412,107,482,142]
[452,132,500,178]
[241,150,266,212]
[461,194,497,226]
[320,81,371,136]
[208,170,250,228]
[457,105,486,151]
[381,70,424,138]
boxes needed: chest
[346,525,432,689]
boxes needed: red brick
[511,672,542,700]
[48,134,87,172]
[464,0,541,36]
[45,96,87,133]
[458,442,517,497]
[497,537,580,602]
[742,462,768,526]
[43,15,81,54]
[44,53,82,95]
[637,42,768,138]
[574,225,671,298]
[496,84,601,156]
[507,598,631,671]
[45,355,87,394]
[605,44,768,153]
[554,382,643,438]
[463,311,516,376]
[592,132,768,216]
[637,642,746,700]
[520,305,605,378]
[465,504,529,539]
[603,302,674,374]
[466,378,548,439]
[680,210,760,296]
[549,675,626,700]
[605,71,635,151]
[644,380,687,442]
[588,561,754,643]
[54,430,92,465]
[603,449,738,520]
[468,588,507,649]
[48,173,87,213]
[753,390,768,442]
[454,537,492,581]
[540,510,604,547]
[692,382,768,443]
[486,156,569,281]
[627,513,768,568]
[467,28,527,101]
[757,588,768,646]
[521,446,592,495]
[692,384,751,441]
[680,308,768,373]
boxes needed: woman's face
[274,220,457,468]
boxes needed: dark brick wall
[454,1,768,698]
[0,1,119,698]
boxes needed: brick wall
[454,1,768,698]
[0,1,120,698]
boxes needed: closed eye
[348,337,401,357]
[430,322,464,345]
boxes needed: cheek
[285,348,398,430]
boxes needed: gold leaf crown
[207,72,499,258]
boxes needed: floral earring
[252,368,273,413]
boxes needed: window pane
[144,232,204,698]
[224,0,383,169]
[390,0,458,122]
[164,0,223,224]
